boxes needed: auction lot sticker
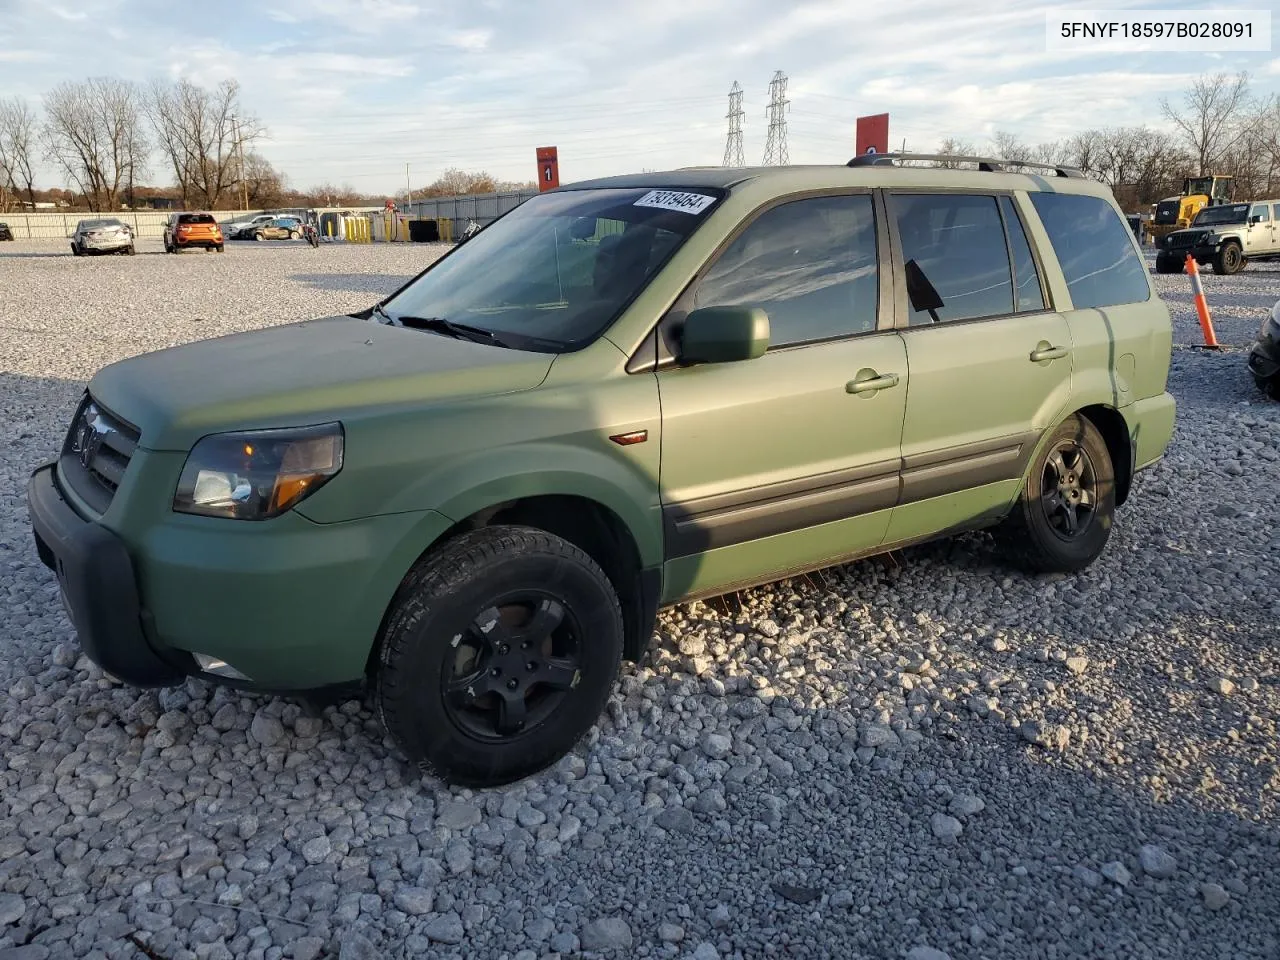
[1046,9,1271,51]
[634,191,717,215]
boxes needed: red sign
[385,199,396,211]
[536,146,560,191]
[855,114,890,157]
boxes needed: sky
[2,0,1278,197]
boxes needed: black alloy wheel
[441,594,583,742]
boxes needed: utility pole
[723,81,745,168]
[228,114,248,211]
[762,71,790,166]
[406,163,413,208]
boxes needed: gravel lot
[1,237,1278,960]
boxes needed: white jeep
[1155,199,1280,275]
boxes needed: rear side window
[1273,204,1280,222]
[999,196,1045,313]
[690,194,879,347]
[889,193,1014,325]
[1029,193,1150,309]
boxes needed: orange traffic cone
[1185,254,1220,350]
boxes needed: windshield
[379,186,722,351]
[1192,204,1249,226]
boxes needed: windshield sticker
[633,190,717,215]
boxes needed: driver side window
[689,194,880,347]
[1250,204,1271,223]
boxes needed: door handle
[1029,343,1069,362]
[846,371,900,394]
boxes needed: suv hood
[89,314,555,451]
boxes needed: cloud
[0,49,52,62]
[446,29,492,53]
[47,5,87,20]
[2,0,1277,193]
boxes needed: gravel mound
[0,240,1277,959]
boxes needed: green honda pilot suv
[28,154,1176,786]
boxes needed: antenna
[723,81,745,168]
[762,71,790,166]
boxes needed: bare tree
[990,130,1032,164]
[0,97,39,209]
[1160,71,1253,175]
[931,137,976,167]
[242,151,288,207]
[148,78,261,209]
[41,78,148,211]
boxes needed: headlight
[1264,301,1280,340]
[173,423,344,520]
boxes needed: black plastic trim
[27,461,188,687]
[663,460,900,559]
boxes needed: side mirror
[679,306,769,365]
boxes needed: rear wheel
[216,244,224,253]
[375,525,624,787]
[254,232,265,241]
[997,415,1115,574]
[1213,242,1244,275]
[289,230,300,240]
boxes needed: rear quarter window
[1029,193,1150,310]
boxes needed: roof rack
[846,152,1085,179]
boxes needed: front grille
[1166,231,1205,250]
[58,394,141,514]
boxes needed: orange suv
[164,212,224,254]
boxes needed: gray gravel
[1,239,1278,959]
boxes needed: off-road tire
[997,414,1115,574]
[1213,242,1244,275]
[374,525,623,787]
[1154,254,1181,274]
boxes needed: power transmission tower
[723,81,745,167]
[762,71,790,166]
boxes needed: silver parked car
[71,218,135,257]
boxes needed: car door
[882,190,1073,546]
[1250,203,1276,253]
[654,191,908,603]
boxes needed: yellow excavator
[1146,175,1234,243]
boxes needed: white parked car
[70,218,135,257]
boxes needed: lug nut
[506,678,518,690]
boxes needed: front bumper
[28,460,189,686]
[27,457,454,692]
[1249,338,1280,380]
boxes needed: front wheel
[1213,242,1244,275]
[997,415,1115,574]
[1154,254,1182,274]
[374,525,624,787]
[254,232,265,241]
[126,244,136,256]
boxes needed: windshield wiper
[371,303,510,348]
